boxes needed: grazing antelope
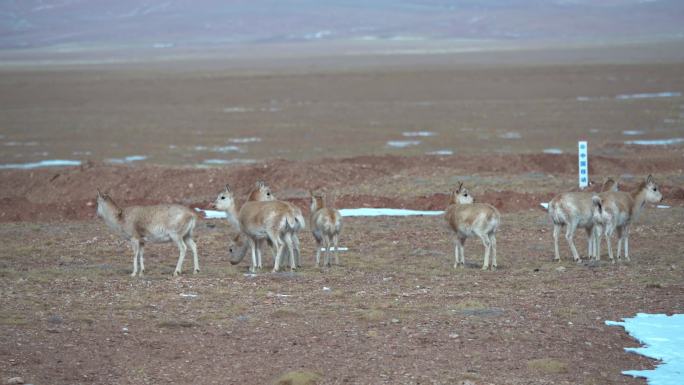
[212,184,299,273]
[95,190,199,277]
[445,182,500,270]
[592,175,663,262]
[310,191,343,267]
[239,181,304,269]
[548,177,618,262]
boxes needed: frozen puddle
[625,138,684,146]
[606,313,684,385]
[0,159,81,169]
[543,148,563,155]
[339,208,443,217]
[106,155,147,164]
[197,207,444,219]
[387,140,421,148]
[403,131,435,137]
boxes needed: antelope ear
[96,189,102,198]
[457,181,463,191]
[646,174,653,184]
[256,180,265,188]
[224,184,231,192]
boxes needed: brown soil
[2,46,684,385]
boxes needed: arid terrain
[1,43,684,385]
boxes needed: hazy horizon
[2,0,684,55]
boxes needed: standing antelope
[309,191,343,267]
[95,190,199,277]
[240,181,304,269]
[445,182,500,270]
[592,175,662,262]
[212,184,298,273]
[548,177,618,262]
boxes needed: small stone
[555,266,566,272]
[391,318,400,324]
[6,377,24,385]
[122,327,129,333]
[449,333,459,339]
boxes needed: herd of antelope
[95,174,663,276]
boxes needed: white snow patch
[198,207,444,219]
[195,145,242,153]
[320,247,348,251]
[152,43,174,49]
[657,205,671,209]
[625,138,684,146]
[403,131,435,137]
[499,132,522,139]
[387,140,421,148]
[606,313,684,385]
[616,92,681,100]
[426,150,453,155]
[0,159,81,169]
[622,130,645,136]
[229,137,261,144]
[105,155,147,164]
[180,293,198,298]
[202,159,257,165]
[223,107,253,113]
[339,208,444,217]
[543,148,563,154]
[4,141,38,146]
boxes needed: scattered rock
[47,315,63,324]
[391,318,400,324]
[555,266,566,272]
[5,377,24,385]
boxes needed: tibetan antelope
[95,190,199,276]
[548,177,618,262]
[445,182,500,270]
[592,175,662,262]
[212,184,299,273]
[237,181,304,269]
[310,191,343,267]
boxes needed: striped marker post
[578,141,589,189]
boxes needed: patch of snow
[4,141,38,146]
[622,130,645,136]
[320,247,348,251]
[105,155,147,164]
[616,92,681,100]
[543,148,563,154]
[229,137,261,144]
[403,131,435,137]
[180,293,198,298]
[426,150,453,155]
[387,140,421,148]
[152,43,174,49]
[223,107,253,113]
[202,159,257,165]
[339,208,444,217]
[304,30,332,40]
[0,159,81,169]
[195,208,226,219]
[606,313,684,385]
[657,205,671,209]
[625,138,684,146]
[499,132,522,139]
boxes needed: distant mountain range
[2,0,683,50]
